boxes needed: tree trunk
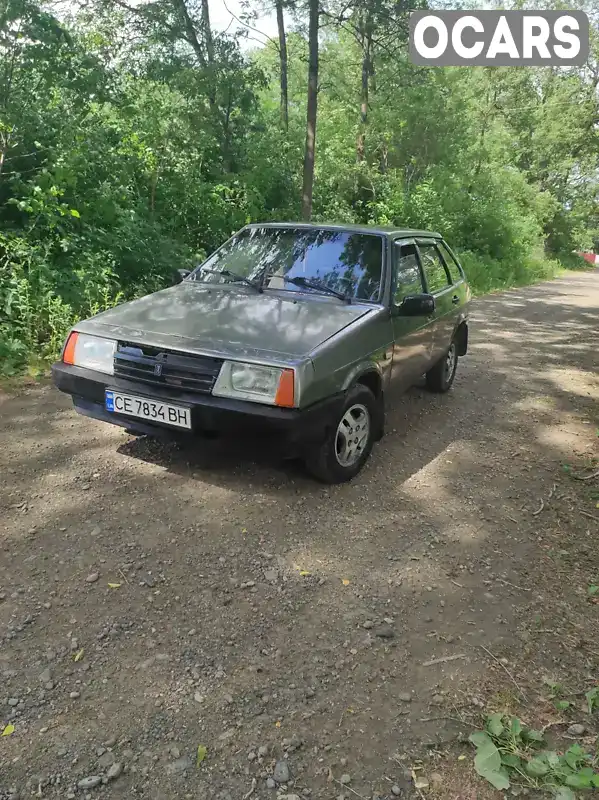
[275,0,288,131]
[468,85,496,192]
[172,0,206,67]
[222,86,233,173]
[301,0,319,221]
[378,140,388,173]
[200,0,214,64]
[356,30,371,162]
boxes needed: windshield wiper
[197,267,263,292]
[282,276,350,303]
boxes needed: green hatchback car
[52,223,470,482]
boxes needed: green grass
[461,250,596,297]
[461,252,564,296]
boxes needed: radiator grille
[114,342,223,395]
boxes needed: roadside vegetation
[469,706,599,797]
[1,0,598,376]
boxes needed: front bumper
[51,362,342,453]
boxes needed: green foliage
[555,700,573,712]
[470,729,511,789]
[469,714,599,798]
[1,0,598,376]
[459,252,564,296]
[196,744,207,766]
[586,687,599,714]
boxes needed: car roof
[244,222,442,239]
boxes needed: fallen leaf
[73,648,84,662]
[342,579,350,586]
[107,582,121,589]
[196,744,207,766]
[1,724,14,736]
[275,720,281,728]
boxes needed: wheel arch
[341,363,384,398]
[355,369,383,398]
[342,365,385,440]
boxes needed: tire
[305,384,377,484]
[425,340,458,393]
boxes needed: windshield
[190,227,384,302]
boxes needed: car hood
[76,281,374,363]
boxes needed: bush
[459,251,563,296]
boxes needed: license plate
[105,391,191,429]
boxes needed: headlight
[62,332,116,375]
[213,361,295,407]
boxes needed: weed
[554,700,573,712]
[469,713,599,798]
[585,687,599,715]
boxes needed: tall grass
[459,251,567,296]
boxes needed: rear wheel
[425,340,458,393]
[305,385,377,483]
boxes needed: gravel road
[1,270,597,800]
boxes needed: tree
[301,0,319,220]
[275,0,289,130]
[355,7,373,162]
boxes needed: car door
[389,240,435,390]
[416,239,458,362]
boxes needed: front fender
[340,360,385,393]
[304,308,394,405]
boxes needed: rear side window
[393,243,424,304]
[438,241,463,283]
[418,242,451,294]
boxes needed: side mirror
[174,268,191,284]
[396,293,435,316]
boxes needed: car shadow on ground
[113,379,448,492]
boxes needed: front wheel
[305,385,377,483]
[425,341,458,393]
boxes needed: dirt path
[1,271,598,800]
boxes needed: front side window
[417,242,451,294]
[191,227,384,302]
[394,243,424,304]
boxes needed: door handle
[451,295,460,305]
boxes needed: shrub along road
[0,270,598,800]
